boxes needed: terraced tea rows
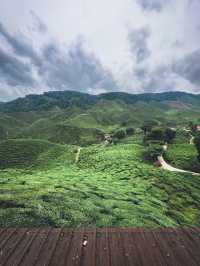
[0,141,199,228]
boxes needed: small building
[196,125,200,131]
[154,160,162,167]
[104,134,113,145]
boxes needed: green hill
[1,91,200,113]
[0,142,199,227]
[0,139,76,169]
[18,119,104,146]
[0,91,200,228]
[1,91,200,146]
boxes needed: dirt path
[156,141,200,175]
[189,135,194,145]
[157,155,200,176]
[75,147,82,163]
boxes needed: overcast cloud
[136,0,165,11]
[0,0,200,101]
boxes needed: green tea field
[0,139,199,228]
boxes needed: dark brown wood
[0,228,17,251]
[179,228,200,264]
[49,230,73,266]
[34,228,62,266]
[0,228,27,265]
[81,229,96,266]
[4,229,38,266]
[0,227,199,266]
[138,229,167,266]
[64,230,85,265]
[160,228,197,266]
[20,228,51,266]
[152,228,197,266]
[109,229,125,266]
[131,230,159,266]
[96,228,110,266]
[120,230,142,266]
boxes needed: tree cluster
[141,122,176,144]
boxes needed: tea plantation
[0,139,199,228]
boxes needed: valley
[0,91,200,228]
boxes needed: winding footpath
[157,141,200,176]
[75,147,82,163]
[189,135,195,145]
[157,155,199,175]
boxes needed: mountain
[1,90,200,146]
[0,91,200,113]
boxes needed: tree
[0,126,7,141]
[125,127,135,136]
[164,128,176,143]
[141,120,159,135]
[194,133,200,161]
[113,129,126,139]
[188,121,194,130]
[147,127,164,141]
[143,144,163,162]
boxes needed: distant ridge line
[1,90,200,113]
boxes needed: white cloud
[0,0,200,101]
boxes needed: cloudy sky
[0,0,200,101]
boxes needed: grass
[0,141,199,228]
[1,96,200,148]
[166,143,200,172]
[164,129,200,172]
[0,139,77,169]
[18,118,104,146]
[1,92,200,228]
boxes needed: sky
[0,0,200,101]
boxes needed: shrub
[113,129,126,140]
[141,120,159,135]
[147,127,164,141]
[164,128,176,143]
[125,127,135,136]
[0,125,7,140]
[143,144,163,162]
[194,133,200,161]
[146,127,176,144]
[0,139,53,169]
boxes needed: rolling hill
[0,91,200,145]
[0,90,200,228]
[1,90,200,113]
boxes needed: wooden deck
[0,227,200,265]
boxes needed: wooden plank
[108,228,126,266]
[120,230,142,266]
[81,229,96,266]
[161,228,197,266]
[20,228,51,266]
[178,228,200,264]
[34,228,62,266]
[0,228,6,238]
[152,229,181,266]
[130,229,164,266]
[64,230,85,266]
[5,229,39,266]
[0,227,199,266]
[193,227,200,233]
[49,230,73,266]
[0,229,10,243]
[186,227,200,244]
[182,228,200,247]
[95,228,110,266]
[139,229,167,266]
[0,228,17,251]
[0,228,27,265]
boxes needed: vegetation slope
[0,91,200,228]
